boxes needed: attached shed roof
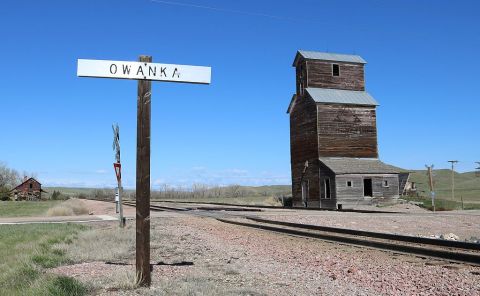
[293,50,367,66]
[306,88,379,106]
[319,157,402,174]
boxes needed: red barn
[11,177,44,201]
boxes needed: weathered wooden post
[77,55,211,287]
[136,55,152,286]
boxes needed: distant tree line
[149,184,250,200]
[90,184,292,201]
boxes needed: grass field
[0,223,88,295]
[0,200,61,217]
[408,169,480,201]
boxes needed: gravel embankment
[255,210,480,241]
[52,215,480,295]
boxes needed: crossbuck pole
[136,55,152,286]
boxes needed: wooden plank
[317,104,378,158]
[306,60,365,91]
[77,59,211,84]
[136,55,152,287]
[289,95,319,207]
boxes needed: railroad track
[122,201,480,266]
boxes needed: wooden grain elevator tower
[287,50,408,209]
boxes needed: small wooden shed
[11,177,44,201]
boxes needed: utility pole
[425,165,435,212]
[448,160,458,201]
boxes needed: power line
[149,0,303,22]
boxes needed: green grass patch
[0,223,88,295]
[408,169,480,201]
[0,200,61,217]
[47,276,87,296]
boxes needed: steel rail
[150,200,402,214]
[247,217,480,251]
[122,201,480,266]
[217,218,480,266]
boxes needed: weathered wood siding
[289,95,319,207]
[12,178,42,200]
[318,162,337,209]
[317,104,378,158]
[372,175,399,198]
[306,60,365,91]
[335,175,364,205]
[335,174,399,206]
[296,62,307,96]
[398,173,410,195]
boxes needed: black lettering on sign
[136,65,144,76]
[110,64,118,74]
[122,65,131,75]
[160,67,167,77]
[172,68,180,78]
[148,66,156,77]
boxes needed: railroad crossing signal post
[113,124,124,228]
[78,56,211,286]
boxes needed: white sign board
[77,59,211,84]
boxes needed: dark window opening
[332,64,340,76]
[383,180,389,187]
[363,178,373,197]
[298,66,305,95]
[347,181,352,187]
[301,180,309,207]
[324,178,331,199]
[29,184,33,189]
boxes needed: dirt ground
[51,210,480,296]
[80,199,136,217]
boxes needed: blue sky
[0,0,479,188]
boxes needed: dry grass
[53,218,261,295]
[46,199,89,217]
[56,224,136,263]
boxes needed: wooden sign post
[136,55,152,285]
[78,56,211,286]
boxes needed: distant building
[11,177,44,201]
[287,50,409,209]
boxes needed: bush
[76,193,87,199]
[91,189,114,200]
[51,190,61,200]
[47,199,89,216]
[47,276,87,296]
[0,191,11,201]
[0,186,12,200]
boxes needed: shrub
[0,192,11,201]
[51,190,61,200]
[47,276,87,296]
[46,199,89,216]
